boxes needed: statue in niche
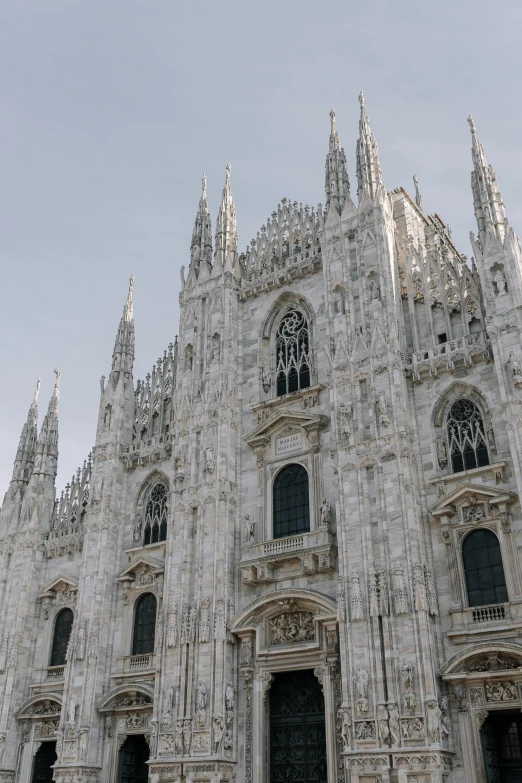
[183,718,192,755]
[175,455,185,481]
[204,445,215,474]
[212,334,220,361]
[339,402,351,440]
[377,391,390,428]
[402,661,416,711]
[436,436,448,468]
[494,268,507,295]
[377,704,390,746]
[509,352,522,388]
[350,571,364,621]
[354,668,369,714]
[197,680,207,713]
[393,563,409,616]
[162,686,174,718]
[174,720,184,755]
[388,703,400,746]
[369,279,380,301]
[338,709,352,750]
[319,499,331,526]
[67,694,78,727]
[225,682,234,713]
[243,514,255,545]
[426,700,442,744]
[262,364,272,392]
[213,715,224,753]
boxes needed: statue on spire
[413,174,423,211]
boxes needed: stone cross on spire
[325,108,349,214]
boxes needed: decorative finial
[202,174,207,198]
[330,107,336,132]
[54,368,61,393]
[129,274,135,292]
[467,115,476,133]
[33,377,41,405]
[359,92,365,109]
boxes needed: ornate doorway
[31,742,57,783]
[270,670,327,783]
[482,711,522,783]
[117,735,149,783]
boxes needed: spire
[325,108,350,213]
[214,163,237,267]
[112,275,135,377]
[10,378,40,486]
[190,174,213,277]
[356,92,383,202]
[34,369,60,480]
[413,174,423,211]
[468,114,507,244]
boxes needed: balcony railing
[472,605,506,623]
[129,654,152,669]
[45,665,65,680]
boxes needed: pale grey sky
[1,0,521,495]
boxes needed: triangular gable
[116,554,164,582]
[39,574,79,599]
[244,409,328,450]
[430,481,516,518]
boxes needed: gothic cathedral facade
[1,96,522,783]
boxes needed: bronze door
[270,669,327,783]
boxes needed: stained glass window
[143,483,168,545]
[276,310,311,397]
[50,608,74,667]
[447,398,489,473]
[463,529,508,607]
[273,464,310,539]
[132,593,157,655]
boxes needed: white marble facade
[1,98,522,783]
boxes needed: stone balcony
[240,528,337,585]
[113,653,156,684]
[406,331,491,382]
[447,602,522,644]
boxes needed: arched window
[276,310,311,397]
[273,464,310,539]
[132,593,157,655]
[447,398,489,473]
[143,483,168,546]
[463,529,508,607]
[50,608,74,667]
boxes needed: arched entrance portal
[270,670,327,783]
[31,742,57,783]
[117,735,149,783]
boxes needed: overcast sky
[1,0,521,496]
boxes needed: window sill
[240,527,337,584]
[430,461,506,489]
[447,602,522,644]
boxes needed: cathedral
[1,93,522,783]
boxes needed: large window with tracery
[276,310,311,397]
[143,483,168,545]
[50,608,74,667]
[273,464,310,539]
[447,398,489,473]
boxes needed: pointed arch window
[463,529,508,607]
[276,310,311,397]
[273,464,310,539]
[143,483,168,546]
[447,398,489,473]
[50,608,74,667]
[132,593,157,655]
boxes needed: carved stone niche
[98,685,154,734]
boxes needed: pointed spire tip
[468,114,476,133]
